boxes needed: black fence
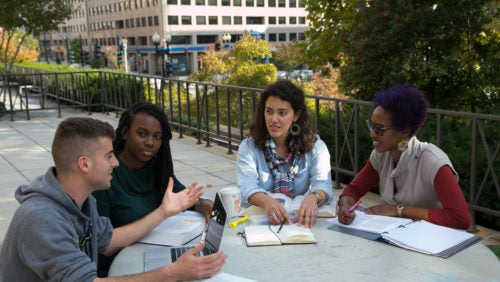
[1,67,499,232]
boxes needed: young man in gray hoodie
[0,117,226,281]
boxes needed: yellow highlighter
[229,215,249,228]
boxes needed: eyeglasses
[365,120,394,136]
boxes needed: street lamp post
[122,38,129,73]
[152,31,171,77]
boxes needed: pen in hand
[348,199,362,213]
[277,218,286,233]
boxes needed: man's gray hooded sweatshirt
[0,167,113,281]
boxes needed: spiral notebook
[329,212,481,258]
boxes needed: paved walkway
[1,108,499,249]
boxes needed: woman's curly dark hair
[249,80,316,155]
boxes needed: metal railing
[1,68,499,232]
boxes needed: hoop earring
[398,140,408,152]
[289,123,301,137]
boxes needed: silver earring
[289,123,301,136]
[398,140,408,152]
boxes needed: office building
[39,0,309,76]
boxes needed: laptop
[144,192,227,271]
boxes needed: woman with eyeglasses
[337,84,471,229]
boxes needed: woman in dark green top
[93,102,213,276]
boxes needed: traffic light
[83,51,90,65]
[94,44,101,59]
[137,51,142,63]
[69,51,75,64]
[165,62,173,77]
[117,44,124,65]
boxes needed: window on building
[278,0,285,7]
[136,18,141,27]
[246,0,253,6]
[197,35,216,44]
[222,16,231,25]
[196,16,206,24]
[234,16,242,24]
[130,18,135,27]
[269,17,276,24]
[141,17,146,26]
[181,0,190,4]
[234,0,242,6]
[289,0,296,7]
[154,16,159,25]
[148,16,153,26]
[208,0,216,5]
[196,0,204,4]
[167,0,177,4]
[278,16,286,24]
[298,0,304,7]
[289,33,297,41]
[139,36,147,45]
[268,0,276,6]
[257,0,264,6]
[298,32,305,41]
[268,33,277,42]
[208,16,218,25]
[125,19,130,28]
[246,17,264,24]
[222,0,230,5]
[168,15,179,25]
[278,33,286,41]
[289,17,296,24]
[182,15,192,25]
[299,17,306,24]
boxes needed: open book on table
[243,224,317,246]
[239,192,336,218]
[329,212,481,258]
[139,210,205,246]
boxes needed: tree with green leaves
[272,42,304,74]
[304,0,499,113]
[0,0,74,74]
[192,32,276,89]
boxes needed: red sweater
[340,160,471,229]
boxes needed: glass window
[289,0,296,8]
[289,32,297,41]
[208,0,217,5]
[222,16,231,25]
[278,33,286,41]
[208,16,218,25]
[181,0,190,4]
[196,16,206,24]
[278,0,285,7]
[154,16,159,26]
[269,17,276,24]
[234,16,243,24]
[246,17,264,24]
[167,0,177,4]
[246,0,253,6]
[257,0,264,6]
[289,17,296,24]
[298,32,305,41]
[268,0,275,7]
[299,17,306,24]
[222,0,230,5]
[148,16,153,26]
[234,0,242,6]
[268,33,277,42]
[196,0,204,4]
[278,16,286,24]
[182,15,191,25]
[168,15,179,25]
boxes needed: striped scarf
[264,139,301,198]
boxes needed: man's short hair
[51,117,115,173]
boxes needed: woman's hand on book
[337,196,357,225]
[295,195,319,228]
[263,196,290,225]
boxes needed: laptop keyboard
[171,246,196,262]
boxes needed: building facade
[40,0,309,76]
